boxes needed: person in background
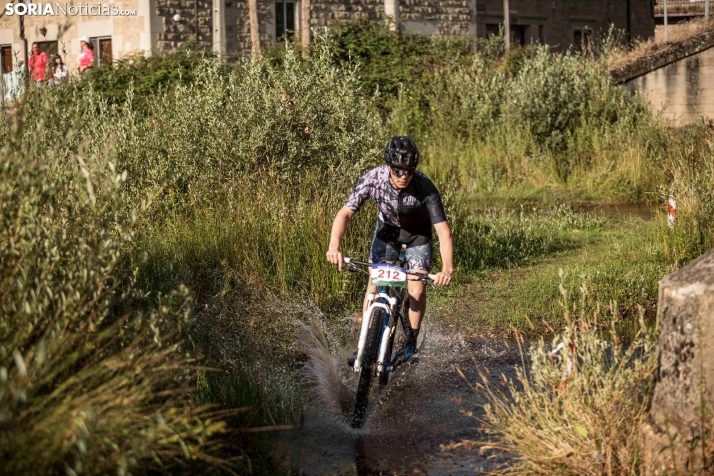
[48,55,68,85]
[28,42,50,86]
[77,36,94,73]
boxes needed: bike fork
[354,291,396,373]
[376,324,394,375]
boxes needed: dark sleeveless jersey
[345,165,446,244]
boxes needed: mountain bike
[342,256,434,428]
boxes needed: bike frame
[344,257,432,377]
[354,286,400,374]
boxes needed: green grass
[438,213,669,335]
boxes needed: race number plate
[371,263,407,287]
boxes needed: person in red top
[77,36,95,73]
[28,43,50,84]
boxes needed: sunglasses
[390,168,415,178]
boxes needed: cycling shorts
[369,225,433,272]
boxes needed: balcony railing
[654,0,709,17]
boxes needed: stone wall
[0,0,655,68]
[475,0,653,50]
[310,0,383,25]
[400,0,472,36]
[640,249,714,475]
[620,31,714,125]
[225,0,274,56]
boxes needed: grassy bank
[441,212,668,336]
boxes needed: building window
[485,23,526,45]
[36,41,58,56]
[510,25,526,46]
[1,46,12,74]
[486,23,501,38]
[538,24,544,43]
[573,27,593,50]
[90,37,112,66]
[276,1,296,40]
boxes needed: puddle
[279,322,520,475]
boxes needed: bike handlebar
[342,257,436,282]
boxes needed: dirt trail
[278,322,522,475]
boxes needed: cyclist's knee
[408,285,426,303]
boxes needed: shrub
[480,283,658,474]
[330,19,478,101]
[79,46,214,112]
[0,111,245,473]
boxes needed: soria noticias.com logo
[4,2,137,16]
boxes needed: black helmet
[384,136,419,170]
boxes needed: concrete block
[640,249,714,475]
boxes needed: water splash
[300,319,354,419]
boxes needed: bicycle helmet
[384,136,419,170]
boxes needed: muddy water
[279,323,522,475]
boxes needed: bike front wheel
[351,306,385,428]
[378,289,408,389]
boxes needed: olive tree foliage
[11,33,383,222]
[406,45,645,150]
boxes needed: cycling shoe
[403,343,419,364]
[347,351,358,367]
[389,345,419,370]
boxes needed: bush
[480,284,658,474]
[330,19,478,101]
[0,111,246,473]
[80,46,214,112]
[380,33,663,199]
[13,33,382,219]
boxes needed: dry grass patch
[610,17,714,72]
[478,281,658,475]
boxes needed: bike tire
[351,306,385,428]
[379,289,409,392]
[378,289,408,389]
[378,340,392,388]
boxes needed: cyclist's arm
[327,206,356,271]
[433,221,454,286]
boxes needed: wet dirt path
[278,324,522,475]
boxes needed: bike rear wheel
[351,306,385,428]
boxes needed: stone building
[0,0,654,75]
[0,0,154,75]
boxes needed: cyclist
[326,136,453,365]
